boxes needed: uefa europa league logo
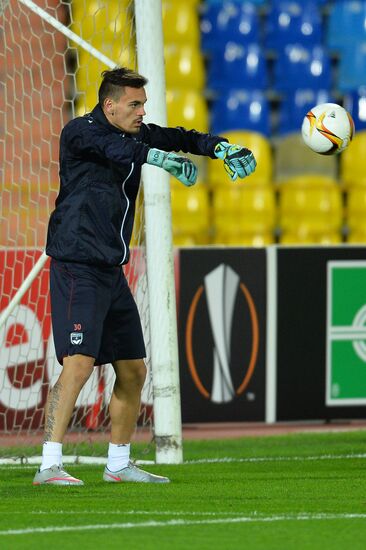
[186,263,259,404]
[204,264,238,403]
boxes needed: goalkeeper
[33,67,256,486]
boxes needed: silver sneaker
[103,461,170,483]
[33,465,84,486]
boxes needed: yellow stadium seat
[347,229,366,244]
[166,94,209,194]
[75,89,98,116]
[341,131,366,187]
[71,1,133,45]
[281,174,338,187]
[212,184,276,246]
[130,191,145,248]
[280,229,342,245]
[346,186,366,242]
[162,2,200,48]
[213,231,275,246]
[274,133,337,182]
[207,131,273,187]
[164,45,205,91]
[171,186,210,244]
[166,90,208,133]
[173,234,205,247]
[278,175,343,243]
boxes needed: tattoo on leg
[44,381,62,441]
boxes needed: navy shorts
[50,259,146,365]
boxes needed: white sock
[107,443,130,472]
[40,442,63,471]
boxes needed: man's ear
[103,98,115,115]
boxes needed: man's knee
[133,360,147,387]
[60,354,95,389]
[113,359,147,390]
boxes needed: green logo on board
[327,261,366,405]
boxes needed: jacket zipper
[119,162,134,265]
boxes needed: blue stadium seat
[265,1,323,52]
[206,42,267,92]
[326,1,366,52]
[278,88,334,135]
[200,1,260,54]
[273,44,332,92]
[343,87,366,132]
[271,0,327,5]
[338,43,366,93]
[210,90,270,136]
[204,0,265,4]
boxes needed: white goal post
[0,0,182,464]
[134,0,183,464]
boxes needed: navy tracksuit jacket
[46,104,224,267]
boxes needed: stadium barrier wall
[2,245,366,432]
[275,246,366,421]
[178,248,267,423]
[177,245,366,423]
[0,249,147,432]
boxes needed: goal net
[0,0,156,463]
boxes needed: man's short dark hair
[98,67,148,106]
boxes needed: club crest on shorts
[70,332,83,345]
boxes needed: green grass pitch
[1,431,366,550]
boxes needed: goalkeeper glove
[147,148,197,187]
[214,142,257,182]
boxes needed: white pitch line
[1,452,366,471]
[184,453,366,464]
[1,452,366,469]
[2,514,366,536]
[2,510,249,517]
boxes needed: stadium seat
[75,88,98,116]
[164,45,205,91]
[206,42,267,92]
[274,133,337,182]
[278,88,334,136]
[273,44,331,92]
[343,87,366,133]
[346,186,366,243]
[207,130,273,187]
[214,232,275,247]
[205,0,265,4]
[170,186,210,245]
[278,175,343,243]
[347,229,366,244]
[338,43,366,93]
[340,131,366,187]
[71,0,133,45]
[280,228,342,245]
[130,191,145,248]
[210,90,270,137]
[166,90,209,132]
[200,1,260,54]
[271,0,328,5]
[212,184,276,246]
[326,0,366,53]
[162,2,200,48]
[265,1,323,52]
